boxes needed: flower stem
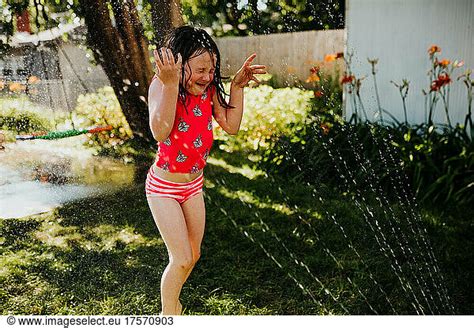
[372,72,384,124]
[440,88,452,129]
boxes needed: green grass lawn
[1,150,472,315]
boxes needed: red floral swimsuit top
[154,79,215,174]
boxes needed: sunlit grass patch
[35,220,84,249]
[207,156,266,180]
[87,224,162,251]
[76,292,162,315]
[29,210,162,253]
[217,186,295,216]
[0,249,37,277]
[34,220,161,251]
[200,294,272,315]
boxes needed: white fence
[20,79,105,113]
[215,29,345,86]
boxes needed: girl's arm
[148,48,182,142]
[212,82,244,135]
[212,53,266,135]
[148,78,179,141]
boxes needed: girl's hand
[154,47,182,86]
[232,53,267,88]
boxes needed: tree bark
[78,0,154,143]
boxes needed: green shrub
[391,124,474,206]
[214,84,314,160]
[0,97,55,139]
[70,87,137,161]
[262,112,474,207]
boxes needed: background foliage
[0,97,55,141]
[180,0,344,36]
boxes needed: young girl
[146,26,266,315]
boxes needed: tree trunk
[78,0,154,143]
[149,0,183,47]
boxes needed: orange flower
[314,90,324,98]
[310,66,320,74]
[306,74,320,83]
[430,73,452,91]
[428,45,441,56]
[9,82,26,92]
[438,73,451,84]
[324,54,337,62]
[28,75,40,84]
[439,59,450,67]
[341,74,354,84]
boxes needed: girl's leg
[177,192,207,312]
[147,196,193,315]
[182,192,206,272]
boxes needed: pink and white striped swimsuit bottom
[145,165,204,203]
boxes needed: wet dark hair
[163,26,233,110]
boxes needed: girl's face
[182,50,217,96]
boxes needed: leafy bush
[391,124,474,205]
[0,97,55,141]
[214,84,314,161]
[261,107,474,207]
[70,87,138,161]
